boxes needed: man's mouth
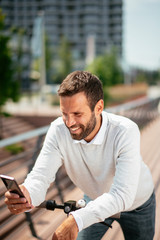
[69,126,81,133]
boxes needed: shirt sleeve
[71,123,141,230]
[70,212,84,232]
[23,122,63,206]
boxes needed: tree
[0,9,20,139]
[85,48,123,106]
[86,48,123,87]
[11,27,28,88]
[53,36,73,83]
[45,34,54,84]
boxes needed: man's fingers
[7,203,33,215]
[4,185,34,215]
[5,191,19,199]
[19,185,32,204]
[8,203,32,210]
[5,197,27,205]
[8,207,30,215]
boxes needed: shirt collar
[73,111,108,145]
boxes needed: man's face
[60,92,99,142]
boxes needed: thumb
[19,185,33,206]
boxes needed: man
[5,71,155,240]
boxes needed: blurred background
[0,0,160,116]
[0,1,160,239]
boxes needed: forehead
[60,92,90,112]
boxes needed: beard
[67,112,97,140]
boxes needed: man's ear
[95,99,104,116]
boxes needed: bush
[5,144,24,155]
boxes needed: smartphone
[0,174,26,199]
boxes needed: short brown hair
[58,71,104,111]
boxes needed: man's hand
[52,215,78,240]
[4,185,34,214]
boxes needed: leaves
[86,48,123,87]
[0,9,20,108]
[53,36,73,84]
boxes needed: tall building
[45,0,122,60]
[0,0,123,81]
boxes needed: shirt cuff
[70,211,84,232]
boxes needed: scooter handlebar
[37,199,86,214]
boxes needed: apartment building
[0,0,123,84]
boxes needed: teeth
[71,127,79,131]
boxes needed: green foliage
[45,35,54,83]
[135,72,146,83]
[133,68,160,85]
[86,48,123,87]
[103,88,110,106]
[53,36,73,83]
[0,111,12,117]
[11,27,28,89]
[45,35,53,72]
[0,9,21,139]
[5,144,24,155]
[0,9,20,108]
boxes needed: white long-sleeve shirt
[23,111,154,230]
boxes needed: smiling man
[60,92,102,142]
[5,71,155,240]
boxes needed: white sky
[123,0,160,70]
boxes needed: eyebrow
[61,110,83,115]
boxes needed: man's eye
[75,113,81,117]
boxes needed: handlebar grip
[38,200,63,211]
[46,200,56,211]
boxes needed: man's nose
[65,115,76,128]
